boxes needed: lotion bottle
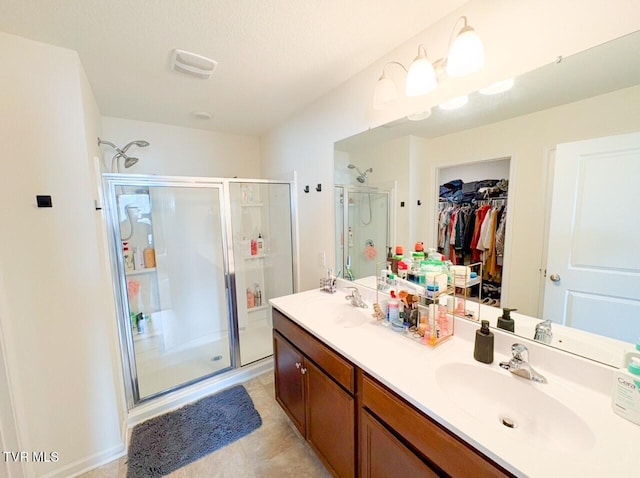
[612,356,640,426]
[257,233,264,253]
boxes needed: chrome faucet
[345,287,367,308]
[534,320,553,344]
[499,344,547,384]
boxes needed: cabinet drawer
[273,309,355,394]
[360,372,513,478]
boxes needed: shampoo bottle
[144,234,156,268]
[612,356,640,426]
[474,320,494,364]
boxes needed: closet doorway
[436,158,511,307]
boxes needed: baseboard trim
[40,443,126,478]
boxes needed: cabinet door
[306,360,355,478]
[273,332,306,435]
[360,409,438,478]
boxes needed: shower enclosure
[335,185,391,280]
[103,175,295,407]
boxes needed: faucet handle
[511,343,529,361]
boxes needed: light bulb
[446,25,484,77]
[373,75,398,110]
[405,48,437,97]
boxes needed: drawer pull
[301,367,307,374]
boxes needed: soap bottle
[474,320,494,364]
[496,308,517,332]
[144,234,156,268]
[612,356,640,426]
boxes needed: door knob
[549,273,561,282]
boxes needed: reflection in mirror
[334,30,640,367]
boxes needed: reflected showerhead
[347,163,373,184]
[123,156,139,168]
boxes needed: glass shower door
[107,178,233,402]
[229,181,295,366]
[344,188,390,280]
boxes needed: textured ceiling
[0,0,467,135]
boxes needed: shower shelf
[126,267,157,276]
[247,305,269,313]
[244,254,267,260]
[240,203,264,207]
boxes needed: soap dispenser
[473,320,494,364]
[496,308,517,332]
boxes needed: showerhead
[121,140,150,153]
[123,156,139,168]
[98,137,150,172]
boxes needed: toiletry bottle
[474,320,494,364]
[246,288,255,308]
[144,234,156,268]
[254,284,262,307]
[123,242,135,272]
[612,356,640,425]
[387,299,399,324]
[437,305,449,335]
[257,233,264,253]
[133,246,144,270]
[496,308,517,332]
[251,238,257,256]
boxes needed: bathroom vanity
[270,287,639,477]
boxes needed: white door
[543,132,640,342]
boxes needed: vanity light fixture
[479,78,515,95]
[445,16,485,77]
[439,95,469,110]
[372,16,484,109]
[405,45,437,96]
[373,62,407,110]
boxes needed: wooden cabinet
[360,409,438,478]
[273,332,306,434]
[273,310,355,478]
[359,371,514,478]
[273,308,514,478]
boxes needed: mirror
[334,30,640,366]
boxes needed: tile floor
[80,372,331,477]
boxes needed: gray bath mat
[127,385,262,477]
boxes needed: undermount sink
[435,362,596,453]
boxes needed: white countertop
[270,286,640,477]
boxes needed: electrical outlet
[318,251,326,267]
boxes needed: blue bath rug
[127,385,262,477]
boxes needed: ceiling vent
[170,49,217,79]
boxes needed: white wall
[261,0,640,292]
[0,33,124,477]
[101,117,260,178]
